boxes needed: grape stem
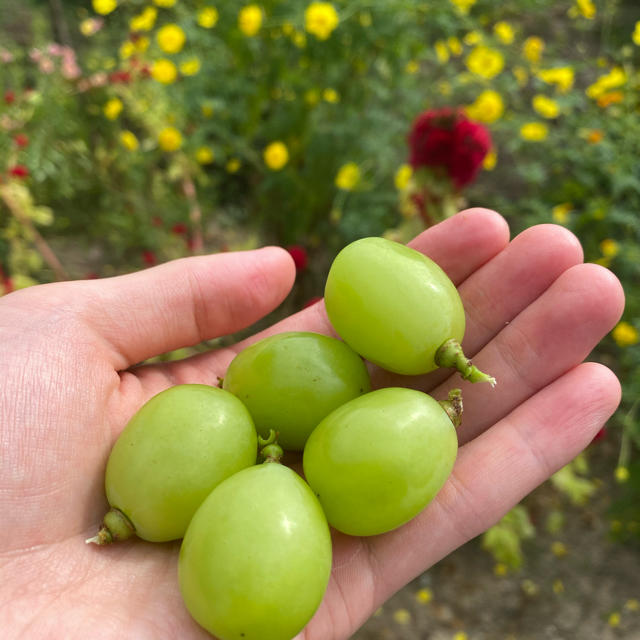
[439,389,463,428]
[435,338,496,386]
[85,508,135,545]
[258,429,283,464]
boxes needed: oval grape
[222,331,371,450]
[102,384,257,542]
[179,462,332,640]
[303,387,458,536]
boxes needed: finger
[441,262,624,443]
[73,248,295,368]
[363,362,620,617]
[172,208,510,379]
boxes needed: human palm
[0,209,624,640]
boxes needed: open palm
[0,209,624,640]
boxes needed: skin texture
[0,209,625,640]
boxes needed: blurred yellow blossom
[587,129,604,144]
[119,41,136,59]
[626,599,640,611]
[394,164,413,190]
[135,36,150,52]
[201,103,214,118]
[438,80,452,96]
[392,608,411,624]
[572,0,596,19]
[532,95,560,118]
[359,11,372,27]
[493,21,515,44]
[103,97,123,120]
[608,612,621,627]
[158,126,182,152]
[494,563,508,576]
[405,60,419,74]
[415,587,432,604]
[466,46,504,78]
[263,141,289,170]
[553,579,564,594]
[304,89,320,106]
[512,66,529,86]
[93,0,117,15]
[335,163,361,190]
[600,239,619,258]
[483,148,497,170]
[180,58,201,76]
[153,0,176,6]
[226,158,241,173]
[198,7,219,28]
[463,30,482,45]
[586,67,627,99]
[551,541,568,557]
[612,322,639,347]
[466,89,504,123]
[151,58,178,84]
[80,18,102,36]
[120,130,139,151]
[435,41,450,63]
[520,122,548,141]
[633,21,640,45]
[450,0,476,14]
[552,202,572,223]
[323,88,340,103]
[447,37,463,56]
[523,36,544,64]
[157,24,186,54]
[305,2,339,41]
[130,7,157,32]
[239,5,263,37]
[537,67,574,93]
[196,146,215,164]
[293,31,307,48]
[453,633,468,640]
[597,91,624,108]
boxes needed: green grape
[88,384,257,544]
[303,387,460,537]
[179,461,332,640]
[222,331,371,450]
[324,236,495,383]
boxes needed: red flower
[4,90,15,105]
[142,250,157,266]
[408,107,491,188]
[9,165,29,179]
[171,222,188,235]
[286,245,308,271]
[14,134,29,148]
[109,70,132,84]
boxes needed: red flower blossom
[109,70,132,84]
[142,250,157,266]
[171,222,188,235]
[9,165,29,179]
[4,90,15,105]
[408,107,491,188]
[14,134,29,148]
[286,245,308,271]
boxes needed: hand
[0,209,624,640]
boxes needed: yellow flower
[405,60,419,74]
[201,103,214,118]
[158,126,182,152]
[552,203,572,224]
[335,163,361,190]
[483,148,497,170]
[523,36,544,64]
[586,67,627,99]
[633,21,640,46]
[359,11,372,27]
[463,30,482,46]
[552,579,564,594]
[130,7,157,32]
[226,158,241,173]
[537,67,574,93]
[520,122,548,141]
[466,46,504,79]
[494,21,514,44]
[450,0,476,14]
[153,0,176,6]
[103,97,123,120]
[304,89,320,106]
[238,5,263,37]
[119,41,136,59]
[392,609,411,625]
[513,66,529,86]
[435,40,450,63]
[293,30,307,48]
[394,164,413,190]
[151,58,178,84]
[80,18,101,36]
[322,88,339,103]
[120,130,139,151]
[494,562,508,576]
[551,541,568,557]
[415,588,432,604]
[612,322,639,347]
[135,36,150,52]
[438,80,452,96]
[532,95,560,119]
[263,141,289,170]
[600,238,619,258]
[466,89,504,123]
[180,58,201,76]
[196,146,214,164]
[198,7,219,29]
[575,0,596,19]
[447,37,463,56]
[157,24,186,54]
[626,599,640,611]
[587,129,604,144]
[305,2,339,41]
[92,0,117,15]
[597,91,624,108]
[453,634,468,640]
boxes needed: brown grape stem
[85,508,135,545]
[435,339,496,386]
[439,389,463,428]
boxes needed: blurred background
[1,0,639,637]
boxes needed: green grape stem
[85,508,135,545]
[438,388,463,428]
[435,339,496,386]
[258,429,283,463]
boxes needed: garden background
[1,0,639,637]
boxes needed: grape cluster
[89,237,495,640]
